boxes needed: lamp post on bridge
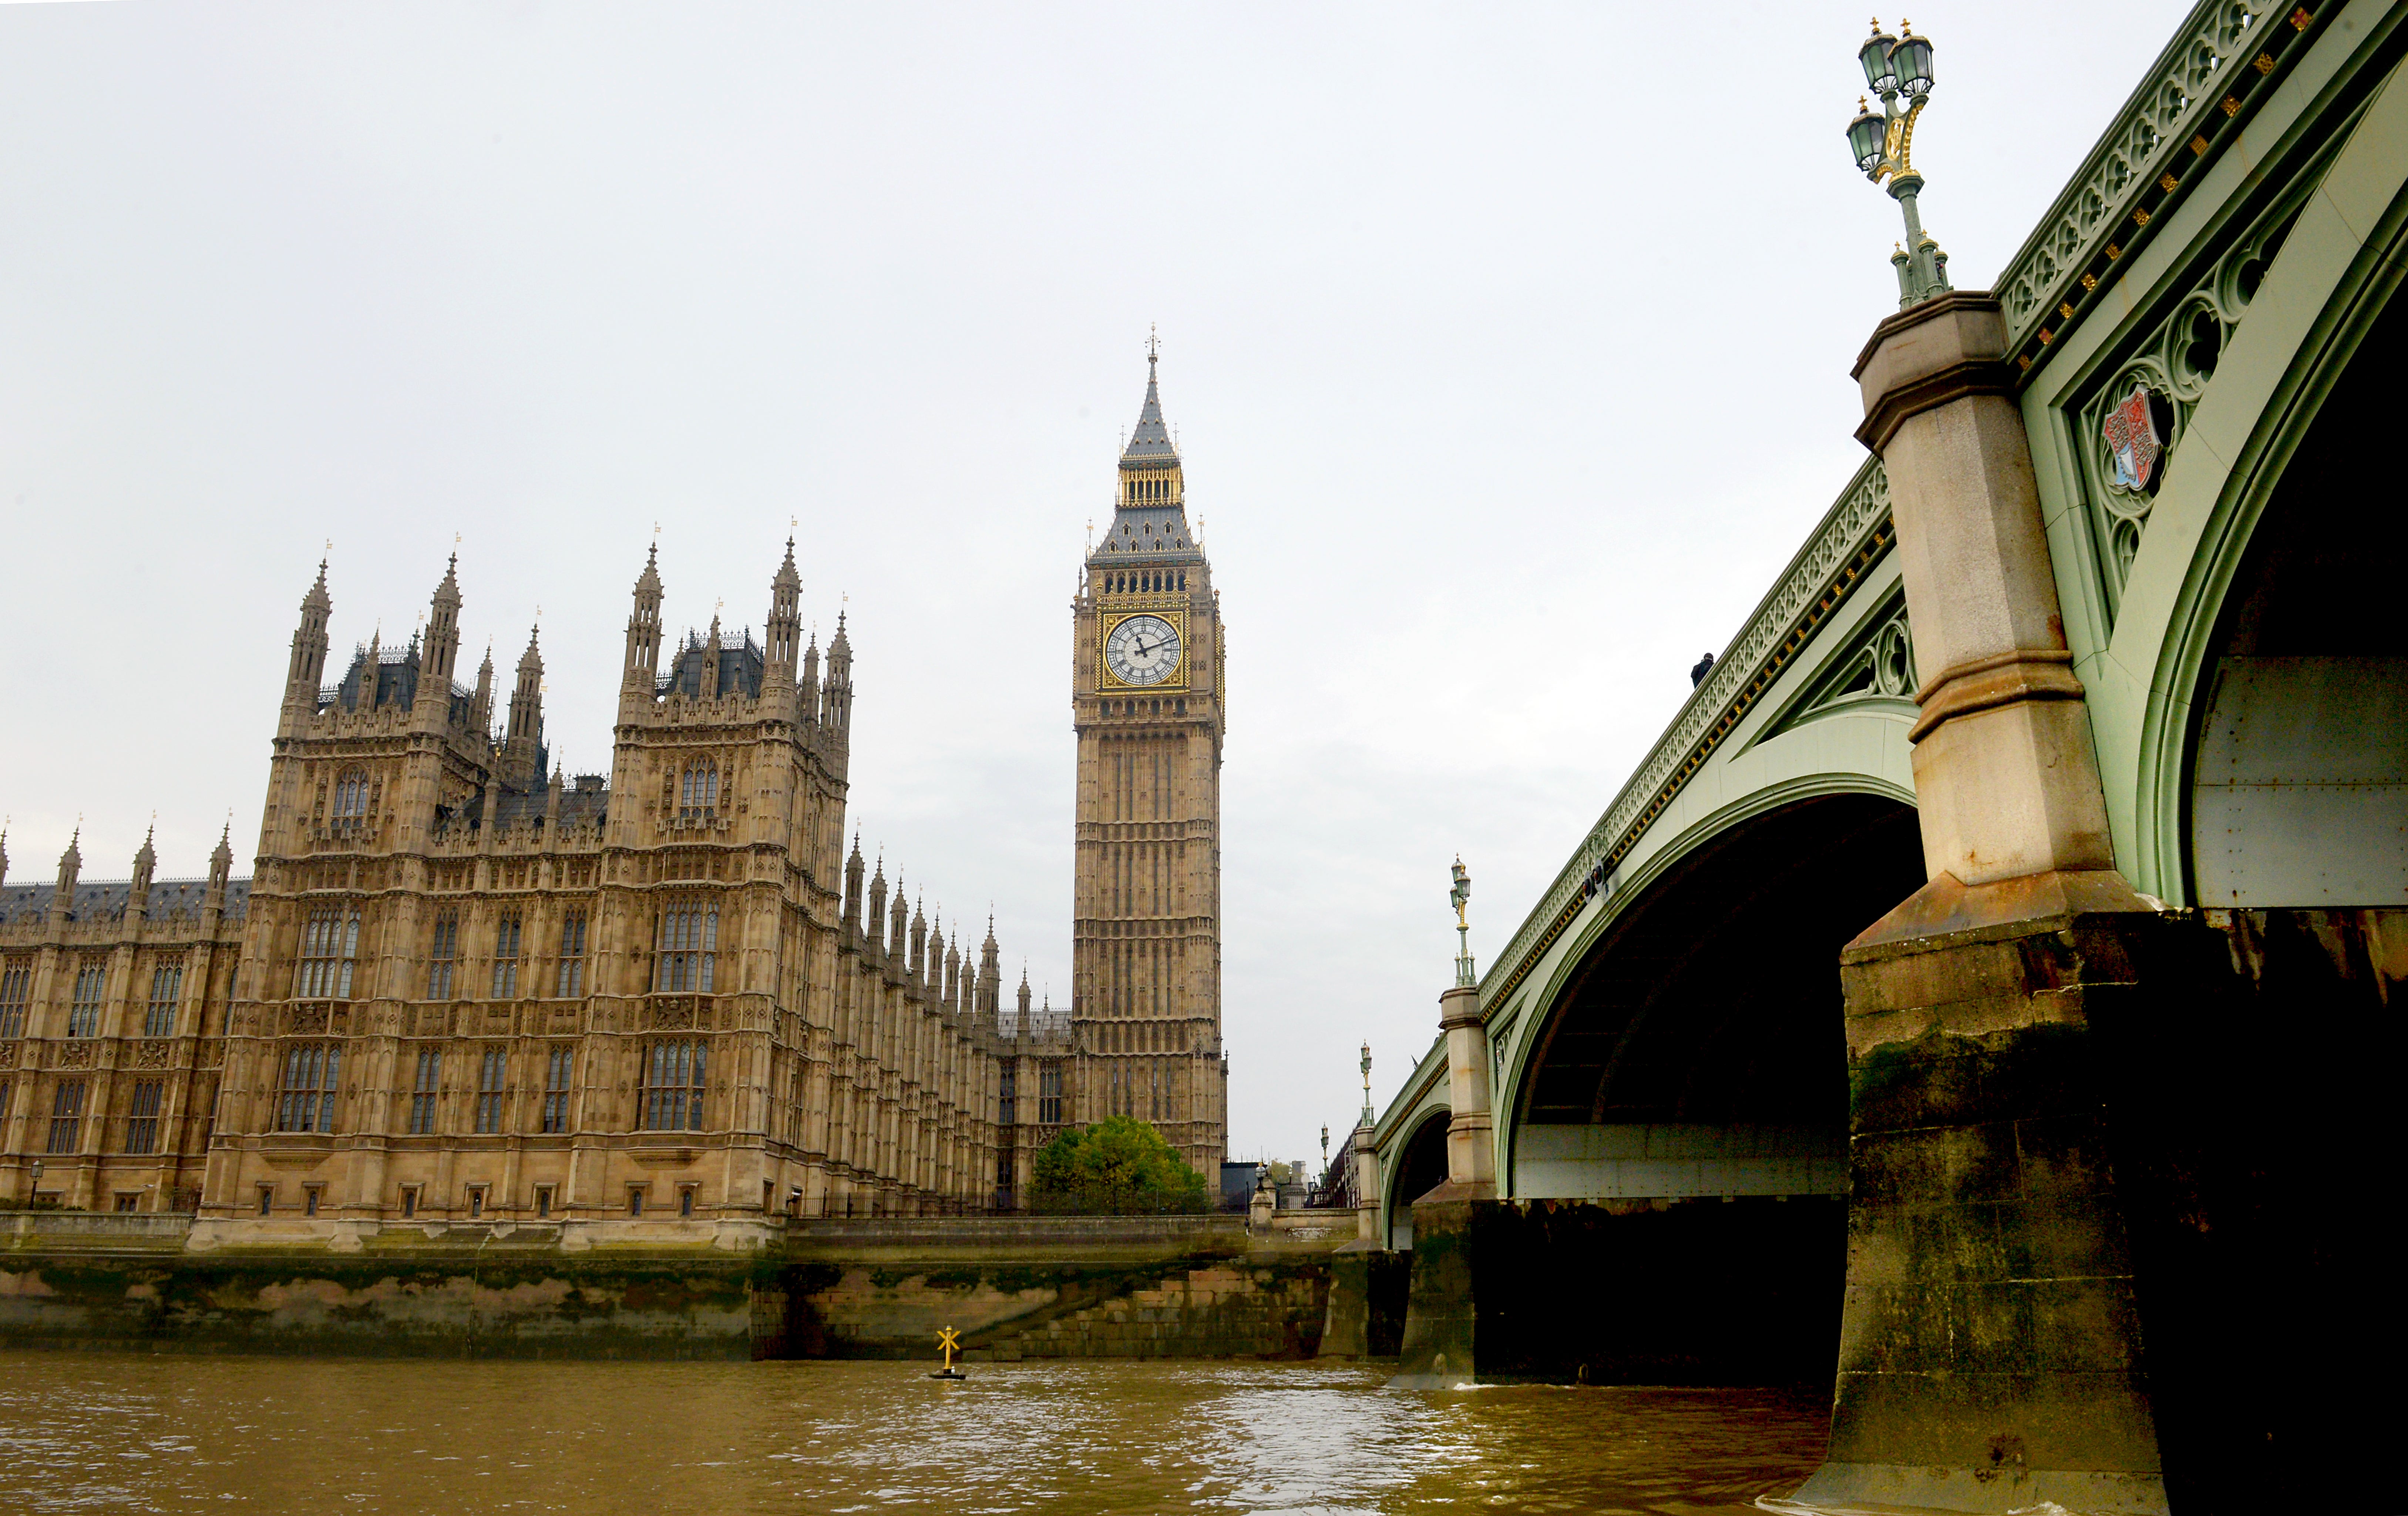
[1845,19,1951,307]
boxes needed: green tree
[1028,1116,1210,1214]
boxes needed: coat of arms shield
[2101,386,2163,491]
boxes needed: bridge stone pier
[1361,6,2405,1511]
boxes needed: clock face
[1104,614,1181,687]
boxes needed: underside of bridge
[2129,281,2406,1512]
[1385,1110,1449,1250]
[1483,792,1924,1385]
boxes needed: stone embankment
[0,1211,1369,1362]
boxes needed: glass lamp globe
[1847,102,1889,174]
[1893,32,1934,98]
[1859,27,1900,94]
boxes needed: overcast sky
[0,0,2190,1167]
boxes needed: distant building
[0,544,1074,1230]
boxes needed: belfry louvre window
[48,1080,86,1154]
[640,1040,707,1131]
[474,1046,508,1134]
[408,1049,441,1135]
[1037,1062,1063,1125]
[679,760,719,819]
[68,963,106,1038]
[654,902,717,993]
[0,961,30,1039]
[427,914,459,1000]
[125,1079,165,1154]
[490,913,523,999]
[541,1046,574,1134]
[332,769,370,829]
[555,911,588,997]
[295,909,360,999]
[275,1043,341,1133]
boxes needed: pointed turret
[471,642,495,739]
[129,825,158,920]
[50,827,82,924]
[799,629,823,728]
[1093,337,1201,572]
[206,820,233,913]
[0,823,9,889]
[416,554,464,715]
[1120,339,1178,468]
[909,894,928,985]
[823,611,854,752]
[623,543,665,703]
[866,853,889,961]
[944,932,962,1011]
[701,614,724,700]
[285,558,334,717]
[978,915,1002,1022]
[767,538,802,688]
[888,876,910,975]
[504,625,545,781]
[842,829,866,936]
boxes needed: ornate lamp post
[1449,856,1474,989]
[1846,19,1951,307]
[1359,1041,1373,1124]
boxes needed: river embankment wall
[0,1212,1359,1361]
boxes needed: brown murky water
[0,1352,1826,1514]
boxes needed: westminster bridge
[1346,4,2404,1513]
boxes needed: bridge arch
[2039,76,2408,906]
[1381,1108,1452,1251]
[1483,785,1922,1382]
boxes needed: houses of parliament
[0,355,1228,1230]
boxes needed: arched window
[640,1040,708,1130]
[275,1043,341,1133]
[655,899,719,993]
[332,769,370,829]
[679,760,719,819]
[295,909,360,999]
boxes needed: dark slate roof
[1088,506,1205,567]
[0,877,250,928]
[1120,362,1179,466]
[659,631,765,701]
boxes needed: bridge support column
[1390,984,1496,1387]
[1780,294,2169,1515]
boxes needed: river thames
[0,1352,1825,1513]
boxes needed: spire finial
[1147,323,1159,366]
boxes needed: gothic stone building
[1069,351,1229,1174]
[0,542,1075,1230]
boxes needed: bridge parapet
[1481,457,1895,1013]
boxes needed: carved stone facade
[3,543,1073,1227]
[1069,353,1229,1174]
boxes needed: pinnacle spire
[1120,334,1178,466]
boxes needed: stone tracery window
[144,961,183,1037]
[473,1046,508,1134]
[295,909,360,999]
[555,911,588,997]
[275,1043,341,1133]
[640,1039,708,1131]
[655,900,718,993]
[408,1049,441,1135]
[68,962,106,1037]
[427,913,459,999]
[0,960,31,1039]
[490,912,522,999]
[332,769,371,830]
[541,1046,573,1134]
[125,1079,164,1154]
[679,759,720,819]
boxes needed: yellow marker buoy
[929,1325,965,1380]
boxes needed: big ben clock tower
[1071,341,1226,1174]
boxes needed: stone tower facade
[1070,350,1228,1174]
[1,543,1077,1228]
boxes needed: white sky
[0,1,2190,1169]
